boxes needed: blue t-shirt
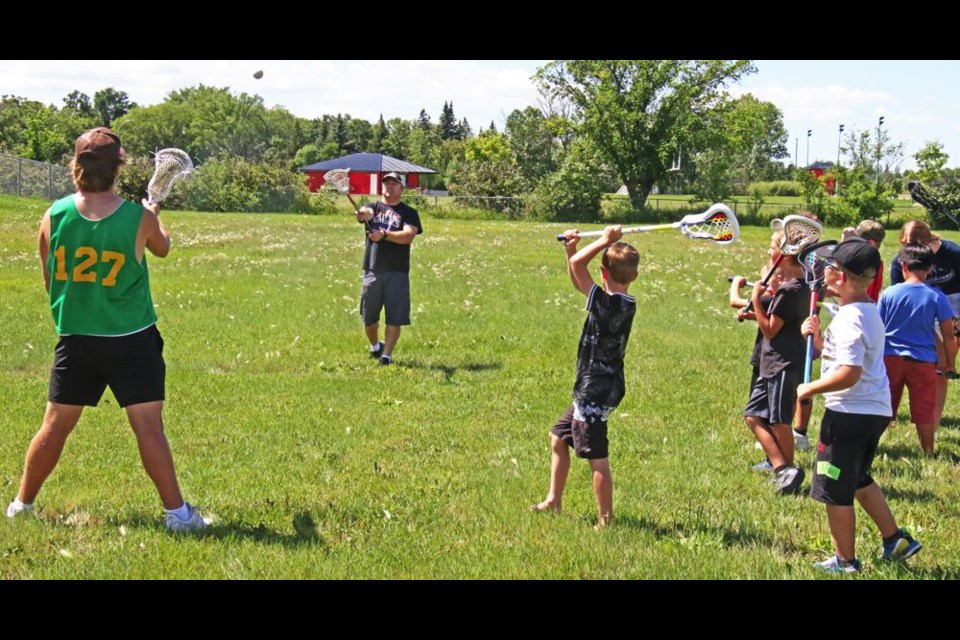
[878,282,955,362]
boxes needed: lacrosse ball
[253,70,263,79]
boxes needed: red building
[807,161,837,196]
[300,153,436,195]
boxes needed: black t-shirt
[573,285,637,410]
[759,277,808,378]
[749,294,774,368]
[362,201,423,273]
[891,239,960,295]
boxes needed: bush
[529,142,605,222]
[747,180,803,197]
[178,155,317,213]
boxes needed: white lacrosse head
[323,169,351,194]
[780,215,823,255]
[147,148,193,204]
[678,204,740,245]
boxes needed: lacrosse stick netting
[146,149,193,205]
[799,240,839,384]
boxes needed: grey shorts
[360,270,411,326]
[743,368,800,425]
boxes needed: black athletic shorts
[550,404,610,459]
[809,408,890,506]
[48,325,165,408]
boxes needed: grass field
[2,193,959,579]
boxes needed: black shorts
[809,409,890,506]
[360,270,411,326]
[48,325,166,408]
[743,369,800,425]
[550,404,610,459]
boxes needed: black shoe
[369,341,384,359]
[379,355,393,366]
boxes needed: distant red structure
[807,161,836,195]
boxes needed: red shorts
[884,355,937,425]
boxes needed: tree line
[2,61,959,224]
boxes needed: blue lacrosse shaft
[804,289,818,383]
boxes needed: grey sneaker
[6,500,33,519]
[164,503,210,533]
[776,465,805,495]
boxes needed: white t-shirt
[822,302,892,417]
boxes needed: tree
[382,118,412,159]
[438,101,458,141]
[458,117,472,140]
[505,106,559,185]
[93,87,136,127]
[62,91,96,118]
[371,115,388,153]
[910,140,949,185]
[535,60,755,210]
[417,109,432,131]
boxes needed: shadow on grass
[123,510,327,549]
[882,485,939,502]
[879,440,960,465]
[609,512,802,553]
[400,359,501,382]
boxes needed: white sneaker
[164,503,210,532]
[793,430,810,451]
[6,500,33,519]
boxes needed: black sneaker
[775,465,805,495]
[379,354,393,366]
[369,341,384,359]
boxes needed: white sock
[165,502,191,520]
[10,498,32,511]
[370,342,381,352]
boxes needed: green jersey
[47,195,157,336]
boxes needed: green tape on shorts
[817,461,841,481]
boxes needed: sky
[4,59,959,171]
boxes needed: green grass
[2,192,960,579]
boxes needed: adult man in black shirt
[356,172,423,365]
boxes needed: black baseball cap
[821,237,881,279]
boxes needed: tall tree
[438,101,458,141]
[417,109,432,131]
[505,106,559,184]
[371,114,388,153]
[93,87,137,127]
[62,91,96,118]
[535,60,755,210]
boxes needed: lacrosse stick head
[798,240,839,291]
[323,168,351,194]
[678,204,740,245]
[778,215,823,256]
[146,149,193,204]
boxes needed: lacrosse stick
[557,203,740,245]
[908,180,960,230]
[799,240,839,387]
[739,215,823,320]
[323,168,370,231]
[146,149,193,205]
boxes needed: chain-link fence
[0,153,73,201]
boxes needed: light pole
[837,124,844,167]
[795,137,799,169]
[806,129,812,167]
[876,116,885,190]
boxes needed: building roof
[300,152,436,174]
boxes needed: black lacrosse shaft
[737,253,785,322]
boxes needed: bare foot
[529,500,561,514]
[593,516,614,531]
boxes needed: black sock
[882,531,902,545]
